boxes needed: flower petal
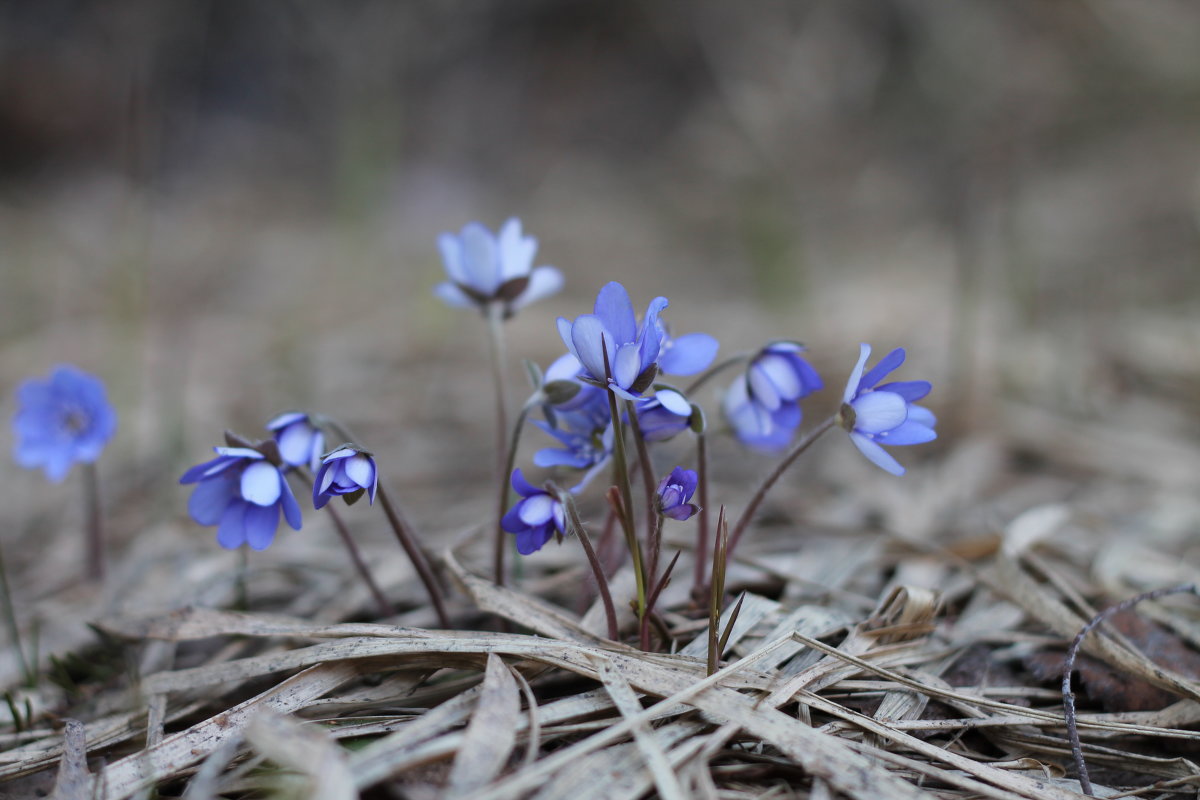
[458,222,500,294]
[437,232,467,284]
[842,343,871,403]
[279,479,303,530]
[874,380,931,403]
[593,282,636,344]
[659,333,718,375]
[241,461,283,506]
[509,468,540,497]
[518,494,556,526]
[879,420,937,446]
[243,503,280,550]
[188,476,235,525]
[849,432,905,475]
[216,502,248,549]
[570,315,612,381]
[344,454,375,491]
[850,391,908,434]
[497,218,536,282]
[613,342,642,389]
[655,389,691,416]
[433,282,477,310]
[277,423,314,467]
[511,266,563,309]
[859,348,906,392]
[266,411,306,431]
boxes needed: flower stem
[485,306,511,585]
[684,352,751,397]
[693,431,710,599]
[376,486,451,628]
[0,543,34,687]
[557,486,619,641]
[606,389,646,619]
[728,415,836,557]
[82,462,103,581]
[293,469,393,618]
[624,400,660,585]
[494,401,533,588]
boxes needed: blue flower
[557,282,668,399]
[180,447,302,550]
[657,467,699,521]
[838,344,937,476]
[501,469,565,555]
[435,218,563,316]
[313,447,378,509]
[722,374,802,452]
[265,411,325,471]
[746,341,823,411]
[634,388,693,442]
[655,323,720,376]
[721,342,822,452]
[532,376,613,492]
[12,365,117,482]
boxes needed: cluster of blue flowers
[10,216,937,625]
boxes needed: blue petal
[510,468,540,497]
[434,282,477,310]
[241,461,283,506]
[906,405,937,428]
[874,380,931,403]
[659,333,718,375]
[518,494,556,526]
[458,222,501,294]
[189,476,235,525]
[655,389,691,416]
[533,448,591,468]
[637,297,669,365]
[276,422,315,467]
[557,318,579,360]
[515,526,554,555]
[216,502,248,548]
[842,344,871,403]
[511,266,563,309]
[613,342,641,389]
[570,315,612,381]
[279,478,303,530]
[243,503,279,550]
[849,432,905,475]
[850,391,908,434]
[878,420,937,446]
[593,282,636,344]
[501,505,526,533]
[266,411,306,431]
[859,348,906,392]
[497,218,535,282]
[437,232,467,284]
[344,454,375,491]
[313,463,334,509]
[748,357,790,410]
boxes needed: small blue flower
[746,341,823,411]
[722,375,802,452]
[657,466,699,521]
[265,411,325,471]
[180,447,302,550]
[838,344,937,476]
[557,282,668,399]
[501,469,565,555]
[634,388,693,442]
[655,323,720,376]
[12,365,118,482]
[313,447,378,509]
[435,218,563,316]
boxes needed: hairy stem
[558,486,619,641]
[624,400,660,586]
[606,389,646,618]
[693,431,710,598]
[728,415,836,556]
[377,486,451,628]
[82,463,104,581]
[485,306,512,587]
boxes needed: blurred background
[1,0,1198,632]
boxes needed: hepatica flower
[12,365,117,482]
[838,344,937,476]
[723,342,822,452]
[180,447,302,550]
[501,468,565,555]
[435,218,563,316]
[313,447,378,509]
[656,466,699,521]
[634,388,693,442]
[266,411,325,471]
[558,282,668,399]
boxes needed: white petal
[850,391,907,434]
[842,343,871,403]
[241,461,282,506]
[344,454,375,490]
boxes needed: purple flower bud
[556,282,668,399]
[12,365,117,483]
[838,344,937,476]
[265,411,325,471]
[500,469,565,555]
[180,446,302,550]
[656,466,699,521]
[313,447,378,509]
[434,218,563,317]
